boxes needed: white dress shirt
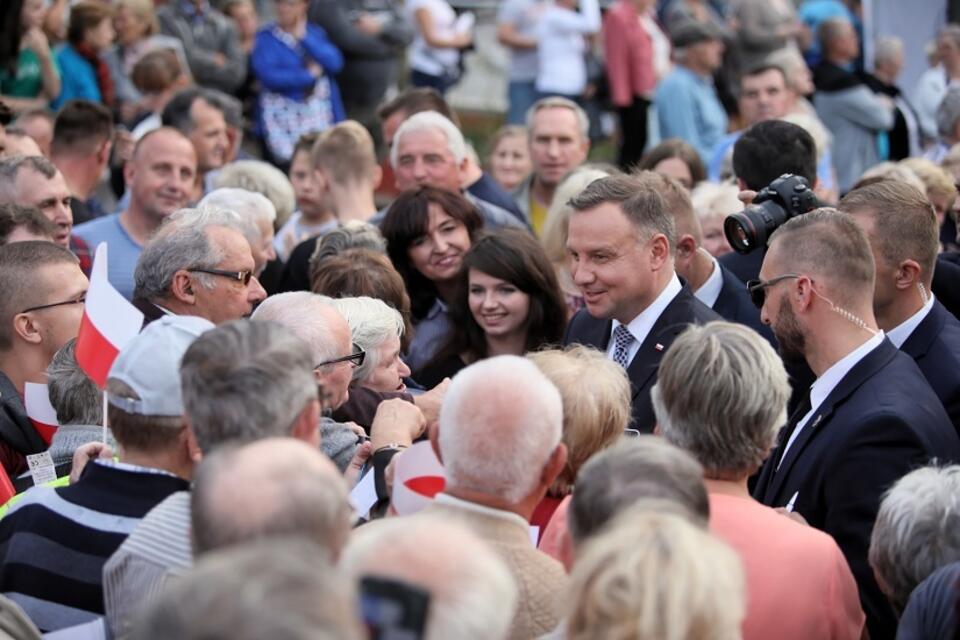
[693,255,723,309]
[886,294,935,349]
[606,273,682,367]
[778,331,886,467]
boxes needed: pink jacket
[602,0,655,107]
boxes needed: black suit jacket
[712,264,775,344]
[901,300,960,434]
[563,286,721,432]
[753,339,960,640]
[933,256,960,322]
[718,247,764,284]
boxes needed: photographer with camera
[719,120,819,285]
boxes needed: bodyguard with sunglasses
[750,209,960,640]
[132,207,267,326]
[0,242,89,477]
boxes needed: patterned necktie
[612,324,635,368]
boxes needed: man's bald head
[191,438,351,559]
[767,208,875,308]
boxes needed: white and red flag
[391,441,447,516]
[75,243,144,387]
[24,382,58,445]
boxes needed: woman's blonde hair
[528,345,630,496]
[566,509,745,640]
[541,166,612,265]
[115,0,159,36]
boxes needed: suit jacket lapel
[900,301,946,360]
[625,289,694,400]
[711,266,739,319]
[765,340,899,504]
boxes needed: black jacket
[563,284,721,432]
[0,371,46,476]
[901,299,960,434]
[754,340,960,640]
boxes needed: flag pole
[102,390,108,444]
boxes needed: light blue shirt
[655,66,728,164]
[73,214,143,300]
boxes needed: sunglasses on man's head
[745,274,800,309]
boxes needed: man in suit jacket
[751,209,960,640]
[654,171,774,344]
[840,180,960,431]
[425,355,568,640]
[563,173,720,432]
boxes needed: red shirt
[603,0,655,107]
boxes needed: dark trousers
[617,96,651,170]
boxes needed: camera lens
[723,212,758,253]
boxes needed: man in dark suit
[653,171,773,343]
[840,180,960,432]
[751,209,960,640]
[563,173,720,432]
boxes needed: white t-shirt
[534,0,600,96]
[406,0,459,77]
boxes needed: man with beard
[751,208,960,640]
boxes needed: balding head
[191,438,351,558]
[251,292,354,409]
[767,208,876,309]
[436,356,566,506]
[342,516,518,640]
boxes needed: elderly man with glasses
[132,206,267,326]
[0,241,88,477]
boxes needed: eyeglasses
[20,295,86,314]
[316,343,366,369]
[187,268,254,286]
[746,274,800,309]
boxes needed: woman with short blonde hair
[566,508,745,640]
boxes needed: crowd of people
[0,0,959,638]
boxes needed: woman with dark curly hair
[380,187,483,372]
[414,227,567,387]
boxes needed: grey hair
[526,96,590,140]
[213,160,296,229]
[874,36,903,68]
[341,516,518,640]
[133,206,255,300]
[568,437,709,545]
[391,111,467,169]
[438,355,563,503]
[131,539,363,640]
[940,24,960,49]
[46,338,102,426]
[251,292,342,365]
[179,320,318,454]
[0,155,58,203]
[191,439,351,558]
[653,322,790,478]
[309,221,386,271]
[869,465,960,614]
[937,88,960,140]
[200,188,276,227]
[330,297,404,384]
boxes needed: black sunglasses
[20,295,86,314]
[746,274,800,309]
[187,267,254,286]
[316,343,366,369]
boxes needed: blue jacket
[51,44,100,109]
[251,23,345,120]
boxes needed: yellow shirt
[529,195,548,236]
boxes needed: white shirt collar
[433,493,531,531]
[887,294,935,349]
[809,331,886,412]
[611,272,683,348]
[693,254,723,309]
[779,330,886,467]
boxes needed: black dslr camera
[723,174,819,254]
